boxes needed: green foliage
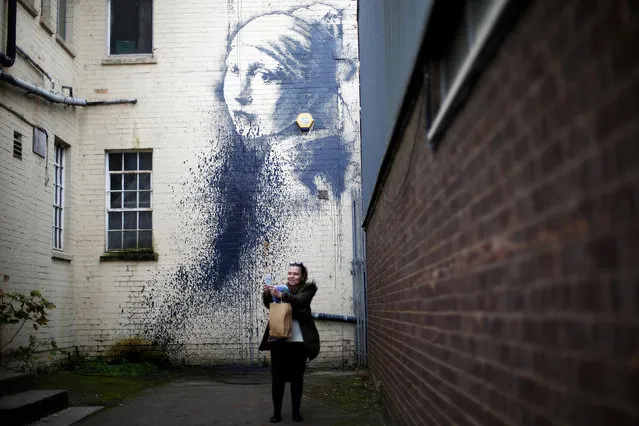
[0,289,63,370]
[0,289,55,332]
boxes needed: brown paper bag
[269,303,292,338]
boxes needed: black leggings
[270,341,307,417]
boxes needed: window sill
[100,249,158,262]
[18,0,38,17]
[56,35,77,59]
[102,55,157,66]
[427,0,511,147]
[40,18,54,35]
[52,250,72,261]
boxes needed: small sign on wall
[33,127,47,158]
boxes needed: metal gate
[351,188,368,366]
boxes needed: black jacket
[259,281,320,361]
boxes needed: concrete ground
[75,368,385,426]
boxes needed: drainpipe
[0,0,17,67]
[0,70,137,106]
[313,312,357,323]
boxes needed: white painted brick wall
[1,0,81,359]
[1,0,361,367]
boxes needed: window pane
[110,192,122,209]
[123,192,137,208]
[109,153,122,171]
[124,211,137,229]
[139,191,151,208]
[124,174,137,190]
[139,231,152,248]
[124,153,138,171]
[108,231,123,249]
[109,212,122,230]
[123,231,137,249]
[139,173,151,189]
[57,0,67,40]
[139,152,152,170]
[139,211,152,229]
[110,174,123,190]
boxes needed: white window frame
[428,0,511,141]
[107,0,154,56]
[53,142,66,251]
[105,151,153,251]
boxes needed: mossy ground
[32,363,384,424]
[32,360,169,406]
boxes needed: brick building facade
[1,0,361,367]
[362,0,638,424]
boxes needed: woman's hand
[270,287,282,299]
[262,285,272,294]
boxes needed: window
[438,0,494,100]
[53,142,66,250]
[106,151,153,250]
[57,0,67,40]
[109,0,153,55]
[426,0,512,141]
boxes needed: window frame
[105,151,154,252]
[427,0,511,142]
[107,0,154,57]
[53,141,66,251]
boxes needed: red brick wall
[365,1,639,425]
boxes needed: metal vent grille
[13,131,22,159]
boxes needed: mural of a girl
[142,3,359,357]
[211,3,359,286]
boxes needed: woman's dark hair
[290,262,308,284]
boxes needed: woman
[259,262,320,423]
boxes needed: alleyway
[72,369,384,426]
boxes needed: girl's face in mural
[224,45,296,139]
[287,266,302,287]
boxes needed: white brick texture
[0,0,361,367]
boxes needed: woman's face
[287,266,302,287]
[223,45,296,139]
